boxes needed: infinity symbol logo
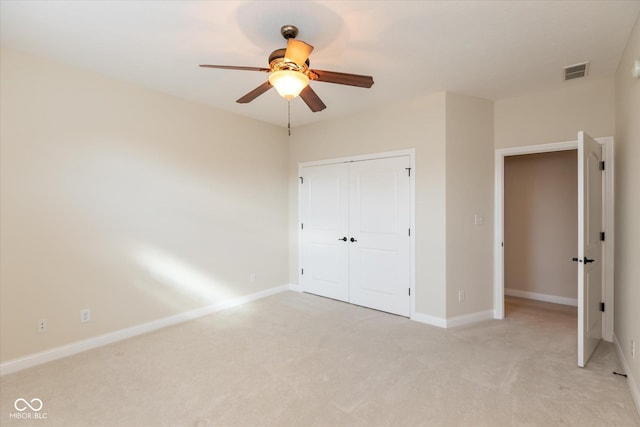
[14,398,43,412]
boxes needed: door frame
[493,137,614,341]
[298,149,416,317]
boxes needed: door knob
[350,237,358,242]
[584,257,595,264]
[338,237,347,241]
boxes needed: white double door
[300,156,411,317]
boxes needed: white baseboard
[412,309,495,329]
[411,312,447,328]
[0,284,290,376]
[614,334,640,416]
[505,288,578,307]
[288,283,303,292]
[445,310,495,328]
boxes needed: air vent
[563,62,590,81]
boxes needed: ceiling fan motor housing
[269,48,310,70]
[268,48,287,64]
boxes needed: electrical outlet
[459,290,465,303]
[80,309,91,323]
[474,213,484,225]
[632,340,636,359]
[37,319,47,333]
[250,273,256,283]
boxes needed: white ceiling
[1,1,639,128]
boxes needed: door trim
[493,138,614,342]
[298,149,416,317]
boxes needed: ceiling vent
[563,62,590,81]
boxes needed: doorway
[503,150,578,308]
[494,136,615,365]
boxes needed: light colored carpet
[1,293,638,426]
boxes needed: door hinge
[405,167,412,177]
[301,223,304,230]
[600,161,605,171]
[301,268,304,275]
[600,302,605,312]
[600,231,605,241]
[408,228,411,236]
[299,176,304,184]
[408,288,411,296]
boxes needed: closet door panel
[348,156,411,316]
[300,163,349,302]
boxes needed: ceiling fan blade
[200,65,270,73]
[309,69,374,88]
[236,81,273,103]
[299,86,327,112]
[285,39,314,66]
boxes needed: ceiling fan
[199,25,374,113]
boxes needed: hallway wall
[504,150,578,304]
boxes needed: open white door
[577,131,603,367]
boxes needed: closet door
[300,163,349,302]
[348,156,411,316]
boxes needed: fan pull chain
[288,100,291,136]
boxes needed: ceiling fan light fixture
[268,70,309,100]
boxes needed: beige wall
[614,16,640,402]
[0,48,289,363]
[495,78,615,149]
[445,93,494,317]
[504,151,578,301]
[288,92,447,318]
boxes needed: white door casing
[299,152,413,317]
[577,131,603,368]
